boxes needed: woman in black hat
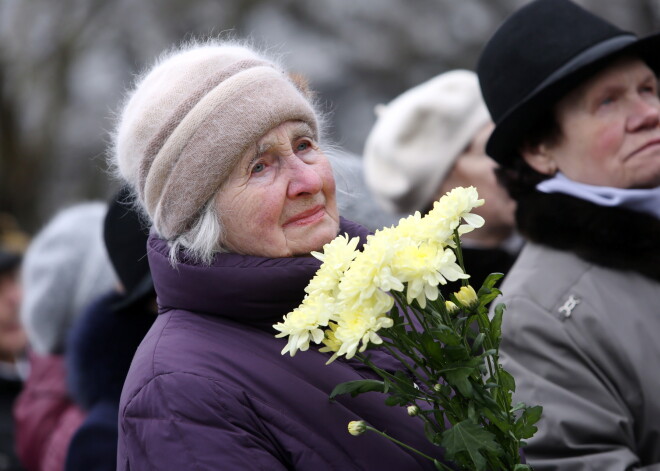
[477,0,660,469]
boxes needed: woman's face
[215,120,340,258]
[527,56,660,189]
[439,123,516,242]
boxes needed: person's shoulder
[499,243,589,308]
[500,242,660,331]
[123,310,264,391]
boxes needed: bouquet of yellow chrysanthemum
[273,187,541,471]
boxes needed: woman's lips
[628,138,660,160]
[283,205,325,227]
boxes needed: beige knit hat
[113,41,319,239]
[363,70,490,214]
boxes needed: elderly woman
[112,41,441,470]
[476,0,660,469]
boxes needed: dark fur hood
[516,191,660,282]
[66,291,155,409]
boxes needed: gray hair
[167,199,227,266]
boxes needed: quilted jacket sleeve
[117,372,289,471]
[500,294,657,471]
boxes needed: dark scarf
[516,191,660,282]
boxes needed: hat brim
[487,31,660,164]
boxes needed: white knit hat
[363,70,490,214]
[113,41,319,240]
[20,203,118,355]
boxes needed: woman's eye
[251,162,265,174]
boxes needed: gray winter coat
[497,192,660,471]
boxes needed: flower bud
[455,285,478,308]
[407,405,420,417]
[433,383,443,393]
[348,420,367,436]
[445,300,459,314]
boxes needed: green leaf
[467,401,476,421]
[490,303,505,344]
[385,395,408,407]
[424,420,441,445]
[481,407,511,434]
[513,465,533,471]
[440,420,502,471]
[329,379,386,399]
[430,327,462,346]
[470,385,500,411]
[471,333,485,354]
[525,405,543,423]
[498,368,516,393]
[433,410,447,432]
[392,370,421,396]
[478,291,501,312]
[443,345,470,362]
[476,273,503,309]
[421,334,445,368]
[477,273,504,294]
[445,367,474,397]
[515,405,543,439]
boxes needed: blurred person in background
[111,39,443,470]
[477,0,660,468]
[0,215,29,471]
[65,187,156,471]
[363,70,520,290]
[13,203,117,471]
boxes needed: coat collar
[516,191,660,282]
[147,217,370,330]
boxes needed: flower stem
[453,230,468,287]
[364,425,453,470]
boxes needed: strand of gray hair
[168,201,226,267]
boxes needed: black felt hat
[477,0,660,164]
[103,186,154,311]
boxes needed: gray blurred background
[1,0,659,232]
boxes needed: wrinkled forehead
[255,121,315,153]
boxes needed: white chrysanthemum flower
[333,292,394,359]
[338,232,400,304]
[426,186,485,244]
[274,292,334,356]
[306,234,360,297]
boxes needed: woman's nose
[286,158,324,198]
[628,96,660,131]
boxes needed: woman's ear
[520,142,558,176]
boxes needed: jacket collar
[147,217,370,330]
[517,191,660,282]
